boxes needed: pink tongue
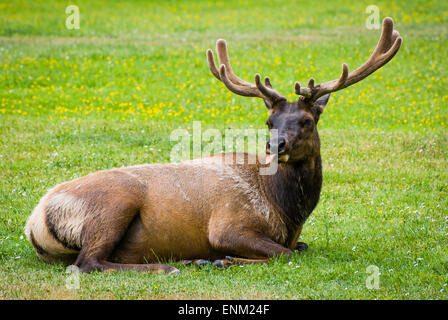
[265,154,276,165]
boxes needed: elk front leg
[294,242,308,252]
[288,225,308,252]
[208,226,293,267]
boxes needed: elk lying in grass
[26,18,402,274]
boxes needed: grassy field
[0,0,447,299]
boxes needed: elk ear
[313,94,330,114]
[311,93,330,123]
[263,99,272,110]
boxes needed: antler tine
[255,75,286,103]
[216,39,254,87]
[373,17,397,56]
[207,39,286,104]
[206,49,221,81]
[306,63,349,99]
[340,17,402,89]
[294,79,313,98]
[295,17,402,101]
[218,64,263,98]
[207,42,262,98]
[264,77,273,88]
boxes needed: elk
[25,18,401,274]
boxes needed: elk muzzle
[266,136,289,163]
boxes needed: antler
[207,39,286,104]
[295,17,402,101]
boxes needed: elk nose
[278,139,287,154]
[267,137,287,154]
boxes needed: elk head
[207,18,402,162]
[207,17,402,164]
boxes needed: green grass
[0,0,447,299]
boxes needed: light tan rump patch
[25,193,78,259]
[44,192,90,250]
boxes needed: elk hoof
[194,259,211,266]
[213,257,235,268]
[213,260,225,268]
[295,242,309,252]
[183,259,213,267]
[182,260,193,266]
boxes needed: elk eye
[302,118,313,128]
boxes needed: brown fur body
[26,152,321,272]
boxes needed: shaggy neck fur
[263,154,322,234]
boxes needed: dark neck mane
[263,155,322,229]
